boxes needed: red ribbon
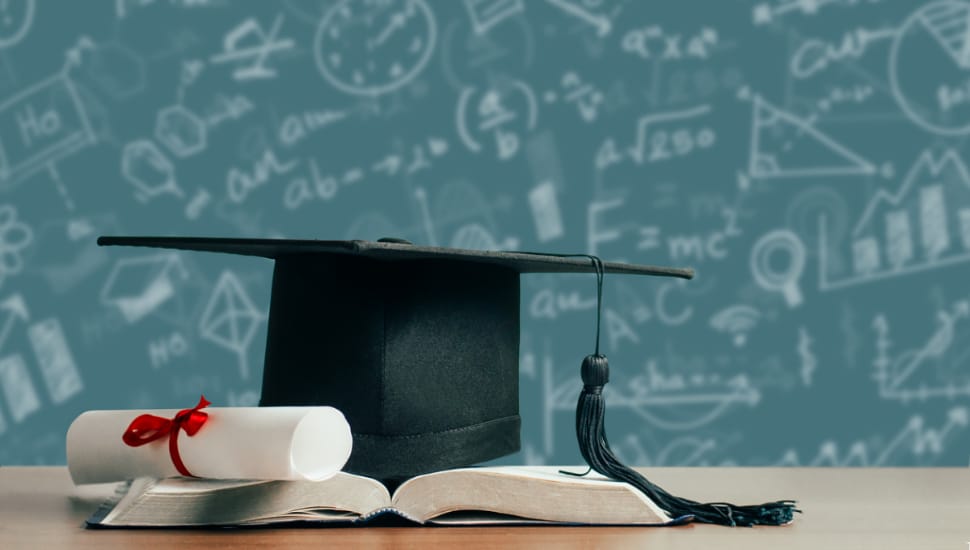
[122,395,211,477]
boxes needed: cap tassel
[556,253,797,527]
[573,353,798,526]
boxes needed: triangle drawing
[749,95,876,179]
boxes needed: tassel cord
[506,250,799,526]
[572,256,799,527]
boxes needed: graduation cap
[98,236,797,526]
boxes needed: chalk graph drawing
[543,352,760,449]
[872,301,970,403]
[314,0,437,96]
[776,408,968,466]
[748,95,876,179]
[819,149,970,291]
[890,1,970,136]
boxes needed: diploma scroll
[67,405,353,485]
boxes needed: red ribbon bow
[122,395,211,477]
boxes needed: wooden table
[1,466,968,549]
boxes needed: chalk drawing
[99,253,188,324]
[545,0,611,37]
[0,293,27,351]
[0,354,40,423]
[463,0,523,35]
[121,139,182,201]
[154,104,206,158]
[27,318,82,405]
[872,302,970,402]
[0,73,95,187]
[777,408,967,466]
[210,15,295,81]
[820,150,970,291]
[198,271,265,381]
[798,326,817,387]
[709,304,761,347]
[0,205,31,289]
[0,0,34,49]
[748,95,876,179]
[314,0,437,96]
[457,79,538,160]
[750,229,806,308]
[890,1,970,135]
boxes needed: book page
[391,466,673,525]
[94,472,390,527]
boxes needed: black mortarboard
[98,236,797,527]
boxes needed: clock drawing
[314,0,437,96]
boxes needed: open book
[88,466,690,527]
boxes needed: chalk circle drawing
[0,0,34,49]
[314,0,437,96]
[750,229,805,308]
[0,205,32,289]
[890,1,970,136]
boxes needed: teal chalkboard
[1,0,968,468]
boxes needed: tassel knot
[574,353,800,527]
[580,354,609,388]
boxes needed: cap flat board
[97,236,695,279]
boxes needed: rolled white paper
[67,405,353,485]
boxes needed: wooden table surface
[1,466,968,549]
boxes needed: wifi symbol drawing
[709,305,762,347]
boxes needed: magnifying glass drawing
[750,229,806,308]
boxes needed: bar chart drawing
[819,149,970,291]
